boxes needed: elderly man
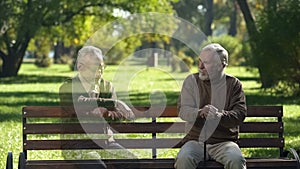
[59,46,135,168]
[175,43,247,169]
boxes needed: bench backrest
[22,105,284,160]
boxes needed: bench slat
[24,122,186,134]
[23,106,283,118]
[24,139,183,150]
[24,122,282,134]
[24,138,284,150]
[239,138,284,148]
[239,122,283,133]
[246,106,283,117]
[24,158,298,169]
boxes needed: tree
[238,0,300,93]
[0,0,175,77]
[228,0,238,36]
[255,0,300,93]
[203,0,213,36]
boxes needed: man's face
[198,50,222,81]
[78,55,104,82]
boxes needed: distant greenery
[251,0,300,91]
[0,62,299,168]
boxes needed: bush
[252,0,300,91]
[34,55,52,68]
[180,56,194,72]
[171,50,194,72]
[57,55,73,64]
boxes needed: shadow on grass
[0,74,68,84]
[0,91,59,107]
[283,117,300,137]
[0,112,21,122]
[117,91,180,106]
[162,77,187,82]
[0,91,60,122]
[119,90,299,107]
[235,76,260,81]
[246,94,300,105]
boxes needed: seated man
[175,43,247,169]
[59,45,135,168]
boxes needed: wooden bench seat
[6,105,300,169]
[19,158,299,169]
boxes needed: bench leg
[18,152,26,169]
[290,148,300,169]
[6,152,13,169]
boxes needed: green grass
[0,61,299,168]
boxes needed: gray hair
[77,46,104,64]
[202,43,228,66]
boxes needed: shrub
[34,55,52,68]
[57,55,73,64]
[180,56,194,72]
[252,0,300,92]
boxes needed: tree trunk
[204,0,213,36]
[54,41,64,64]
[0,0,37,78]
[0,50,25,77]
[236,0,257,37]
[0,29,31,77]
[237,0,275,88]
[228,1,237,36]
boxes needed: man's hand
[199,104,220,120]
[90,107,124,120]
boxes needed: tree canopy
[0,0,175,77]
[238,0,300,94]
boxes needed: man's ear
[217,64,224,71]
[77,63,83,71]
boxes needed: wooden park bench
[6,105,300,169]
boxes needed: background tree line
[0,0,299,95]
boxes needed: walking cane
[203,120,207,169]
[204,141,207,169]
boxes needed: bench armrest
[289,148,300,168]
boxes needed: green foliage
[180,56,194,72]
[170,50,194,72]
[57,55,73,65]
[0,0,177,77]
[34,55,52,68]
[240,42,252,66]
[251,0,300,93]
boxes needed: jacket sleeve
[59,79,73,106]
[178,75,200,122]
[219,78,247,128]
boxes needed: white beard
[199,71,209,81]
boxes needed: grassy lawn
[0,61,299,168]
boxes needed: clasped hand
[89,107,123,120]
[199,104,221,120]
